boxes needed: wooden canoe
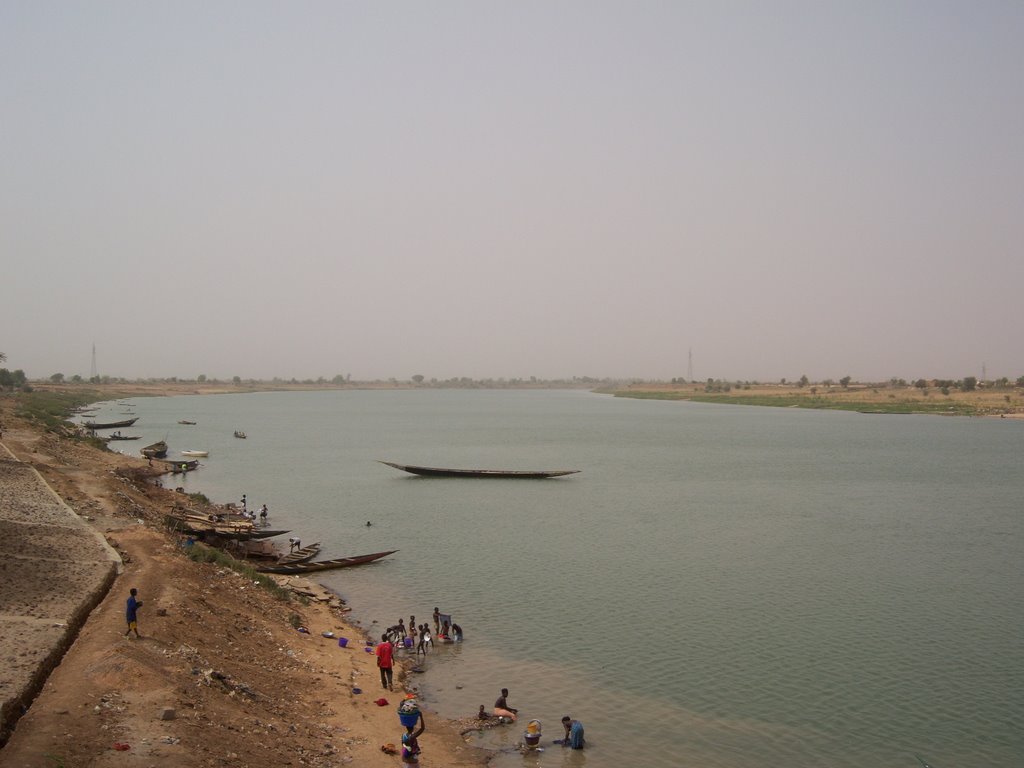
[378,460,580,479]
[149,457,199,471]
[142,441,168,459]
[244,528,291,540]
[277,542,322,565]
[238,541,320,564]
[154,458,200,473]
[107,434,141,441]
[85,416,139,430]
[257,549,397,574]
[166,514,290,540]
[237,539,277,559]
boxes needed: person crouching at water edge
[494,688,518,722]
[561,716,585,749]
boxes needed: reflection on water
[100,390,1024,768]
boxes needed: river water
[89,389,1024,767]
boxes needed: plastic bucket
[398,711,420,728]
[524,733,541,748]
[404,637,413,648]
[338,637,349,648]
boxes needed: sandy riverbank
[0,393,489,767]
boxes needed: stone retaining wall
[0,457,121,745]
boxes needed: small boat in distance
[234,431,247,439]
[178,420,197,425]
[141,440,168,459]
[107,434,141,441]
[378,461,580,479]
[181,450,209,457]
[156,458,200,473]
[257,549,397,574]
[84,417,139,430]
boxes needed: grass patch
[185,542,292,601]
[12,389,104,432]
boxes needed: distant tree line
[665,373,1024,394]
[0,351,29,390]
[6,348,1024,394]
[16,368,617,390]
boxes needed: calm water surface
[92,390,1024,768]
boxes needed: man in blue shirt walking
[125,587,143,638]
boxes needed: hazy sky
[3,2,1022,382]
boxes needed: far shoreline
[600,381,1024,418]
[30,376,1024,419]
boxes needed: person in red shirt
[376,634,394,691]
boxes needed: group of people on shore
[384,608,463,657]
[376,608,451,690]
[374,607,464,764]
[130,582,584,762]
[238,494,269,525]
[374,612,586,756]
[484,688,585,750]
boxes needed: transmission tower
[688,347,693,382]
[90,343,97,380]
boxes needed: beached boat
[178,420,197,425]
[276,542,322,565]
[257,549,397,574]
[378,461,580,479]
[237,539,319,559]
[84,417,139,430]
[166,513,290,540]
[201,526,290,541]
[246,528,290,540]
[234,431,247,439]
[141,440,168,459]
[191,525,289,541]
[181,449,209,457]
[237,539,277,558]
[165,513,226,534]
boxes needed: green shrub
[185,542,292,601]
[14,390,101,431]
